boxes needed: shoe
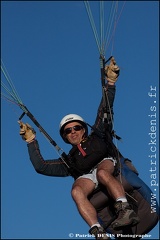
[89,226,110,239]
[111,201,140,230]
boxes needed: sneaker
[89,226,110,239]
[111,201,140,230]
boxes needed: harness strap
[77,144,87,157]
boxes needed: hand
[18,121,36,143]
[105,57,120,83]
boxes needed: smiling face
[63,122,85,145]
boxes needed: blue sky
[1,1,159,239]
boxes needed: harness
[65,126,121,179]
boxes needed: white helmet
[59,114,88,143]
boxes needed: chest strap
[77,143,87,157]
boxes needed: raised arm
[93,57,120,134]
[27,140,69,177]
[18,121,69,177]
[93,83,116,133]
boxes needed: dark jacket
[28,84,116,178]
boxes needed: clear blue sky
[1,1,159,239]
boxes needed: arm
[18,121,70,177]
[93,83,116,133]
[93,57,119,134]
[27,140,70,177]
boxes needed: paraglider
[1,55,159,239]
[1,1,159,239]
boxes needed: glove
[105,57,120,83]
[18,121,36,143]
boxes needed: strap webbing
[77,144,87,157]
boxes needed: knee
[71,185,83,201]
[97,169,111,183]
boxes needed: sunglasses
[64,125,84,135]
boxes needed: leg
[71,178,97,226]
[97,159,125,200]
[97,159,140,230]
[72,175,111,239]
